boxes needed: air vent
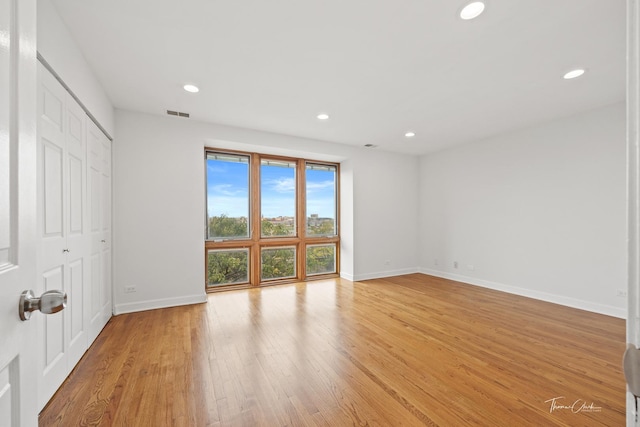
[166,110,190,118]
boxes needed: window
[205,149,340,289]
[261,159,296,237]
[306,164,337,236]
[261,246,296,280]
[206,153,250,240]
[306,244,336,276]
[207,249,249,286]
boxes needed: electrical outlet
[124,286,137,293]
[453,261,458,269]
[617,289,628,298]
[434,258,439,266]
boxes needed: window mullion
[297,158,306,279]
[251,153,261,285]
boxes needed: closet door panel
[64,95,88,368]
[87,121,111,340]
[67,257,85,367]
[101,139,112,324]
[42,266,64,368]
[40,77,65,264]
[36,64,90,410]
[42,142,63,238]
[39,265,66,407]
[37,66,68,409]
[67,105,84,237]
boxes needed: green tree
[308,219,335,236]
[208,214,247,238]
[207,250,248,286]
[261,248,295,280]
[261,219,293,236]
[306,245,335,275]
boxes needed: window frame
[204,148,340,290]
[205,152,251,241]
[305,162,339,238]
[305,243,338,277]
[206,248,251,287]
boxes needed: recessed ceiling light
[317,113,330,120]
[460,2,485,20]
[183,84,199,93]
[405,131,416,138]
[563,69,586,80]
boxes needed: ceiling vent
[166,110,190,118]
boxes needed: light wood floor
[39,274,626,426]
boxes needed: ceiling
[50,0,626,155]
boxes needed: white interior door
[628,1,640,425]
[61,78,89,375]
[87,120,112,342]
[36,63,89,410]
[0,0,39,425]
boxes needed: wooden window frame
[205,148,340,291]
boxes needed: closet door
[64,90,89,368]
[88,120,112,342]
[36,64,89,409]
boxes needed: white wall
[419,103,627,318]
[113,110,419,313]
[348,150,419,280]
[37,0,114,136]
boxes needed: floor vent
[167,110,190,118]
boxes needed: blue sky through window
[261,163,296,218]
[306,168,336,219]
[207,158,249,218]
[207,158,336,219]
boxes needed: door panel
[101,142,112,324]
[88,155,102,341]
[87,120,111,341]
[0,0,38,423]
[38,66,69,408]
[63,84,88,371]
[36,63,91,410]
[0,361,18,426]
[68,258,85,366]
[42,85,63,130]
[69,155,83,233]
[42,142,63,237]
[102,248,112,324]
[0,0,10,267]
[40,267,66,402]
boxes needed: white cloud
[265,177,296,193]
[211,184,245,197]
[306,180,334,194]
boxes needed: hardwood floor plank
[39,274,625,426]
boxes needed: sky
[206,158,336,219]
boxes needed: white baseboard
[340,272,355,281]
[419,268,626,319]
[352,267,419,282]
[112,270,625,319]
[114,293,208,315]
